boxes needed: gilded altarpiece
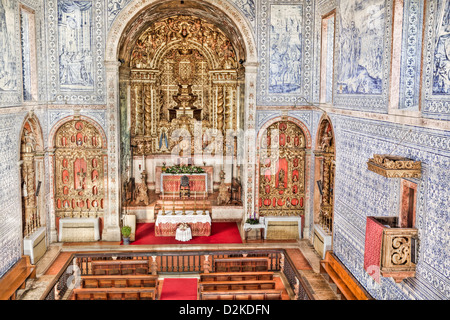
[20,116,44,237]
[313,118,335,234]
[54,120,106,218]
[127,15,240,157]
[258,121,306,217]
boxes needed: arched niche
[104,0,258,241]
[116,1,255,213]
[122,14,244,160]
[113,0,252,66]
[313,115,336,235]
[48,116,107,242]
[19,113,44,238]
[255,116,312,240]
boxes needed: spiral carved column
[144,84,152,137]
[134,83,144,136]
[216,85,225,134]
[224,85,233,131]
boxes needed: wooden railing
[40,249,314,300]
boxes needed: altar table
[161,173,207,196]
[155,210,211,237]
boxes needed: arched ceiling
[117,0,247,66]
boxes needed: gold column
[224,85,233,131]
[320,155,334,233]
[216,85,224,134]
[144,84,152,137]
[22,153,38,237]
[135,83,144,136]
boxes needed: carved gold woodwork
[367,154,422,178]
[130,16,237,70]
[316,119,334,154]
[21,153,38,237]
[54,120,105,218]
[381,227,418,283]
[314,119,335,234]
[135,170,150,205]
[21,118,41,237]
[259,121,306,217]
[217,170,229,205]
[368,216,418,283]
[127,15,239,156]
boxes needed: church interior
[0,0,449,302]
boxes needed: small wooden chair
[180,175,190,198]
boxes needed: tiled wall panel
[331,114,450,300]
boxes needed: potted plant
[121,225,132,245]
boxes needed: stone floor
[17,238,339,300]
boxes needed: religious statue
[320,131,333,152]
[217,170,228,205]
[135,170,149,205]
[22,130,36,153]
[278,168,286,189]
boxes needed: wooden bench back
[81,275,158,289]
[199,280,277,292]
[200,271,274,282]
[72,287,157,300]
[90,260,150,276]
[214,257,270,272]
[0,256,36,300]
[323,251,373,300]
[199,289,282,301]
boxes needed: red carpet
[128,222,242,245]
[160,278,198,300]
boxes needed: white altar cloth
[156,210,211,222]
[155,211,211,236]
[175,225,192,242]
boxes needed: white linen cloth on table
[155,210,211,226]
[155,211,212,236]
[175,225,192,242]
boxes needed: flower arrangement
[246,218,260,225]
[164,164,205,174]
[246,212,259,225]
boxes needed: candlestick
[202,191,206,215]
[182,195,186,215]
[161,193,165,215]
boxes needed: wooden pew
[81,274,159,290]
[199,289,282,301]
[71,287,158,300]
[200,271,274,282]
[0,256,36,300]
[90,259,150,276]
[320,251,374,300]
[213,257,270,272]
[199,280,277,292]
